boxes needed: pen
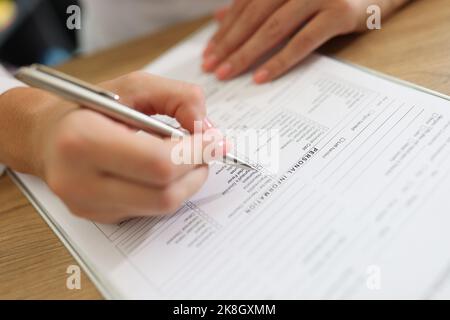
[14,64,254,171]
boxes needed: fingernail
[203,117,215,131]
[202,54,219,71]
[215,62,232,80]
[253,69,270,84]
[203,134,229,163]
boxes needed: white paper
[14,25,450,299]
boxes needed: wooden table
[1,0,449,299]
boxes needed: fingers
[103,166,209,215]
[59,110,226,187]
[50,109,218,223]
[101,71,211,133]
[203,0,286,72]
[204,0,251,58]
[254,11,347,83]
[210,0,319,81]
[103,166,209,221]
[66,166,209,224]
[214,6,229,22]
[92,128,204,187]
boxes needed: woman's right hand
[3,72,224,223]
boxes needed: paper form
[13,25,450,299]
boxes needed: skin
[0,72,226,223]
[0,0,411,222]
[202,0,412,83]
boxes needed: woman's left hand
[202,0,407,84]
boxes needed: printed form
[14,26,450,299]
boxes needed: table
[1,0,449,299]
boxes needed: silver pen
[15,64,254,171]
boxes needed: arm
[0,73,24,175]
[0,86,63,176]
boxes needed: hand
[203,0,406,83]
[11,72,225,223]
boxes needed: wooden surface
[1,0,449,299]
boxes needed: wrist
[0,87,75,177]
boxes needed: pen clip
[29,64,120,101]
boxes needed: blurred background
[0,0,80,67]
[0,0,227,69]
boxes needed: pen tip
[224,153,257,171]
[242,163,257,171]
